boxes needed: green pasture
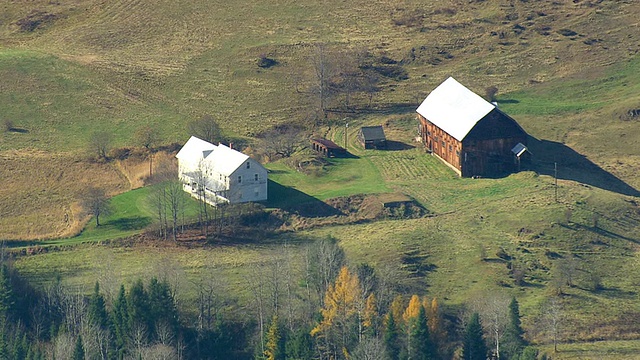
[500,56,640,117]
[4,0,640,354]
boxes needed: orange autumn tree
[311,266,362,357]
[403,295,422,323]
[363,293,378,335]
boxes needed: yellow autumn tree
[427,297,440,335]
[363,293,378,329]
[311,266,362,355]
[403,294,422,323]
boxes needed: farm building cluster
[174,77,529,206]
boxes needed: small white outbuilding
[175,136,268,205]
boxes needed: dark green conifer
[503,297,527,359]
[88,282,109,329]
[462,313,487,360]
[126,279,150,339]
[383,312,400,360]
[72,335,85,360]
[408,306,435,360]
[111,284,129,357]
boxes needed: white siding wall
[178,158,267,204]
[227,159,268,203]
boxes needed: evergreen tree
[111,284,129,357]
[502,297,527,359]
[264,315,285,360]
[126,279,150,340]
[10,332,27,360]
[520,346,539,360]
[286,326,314,360]
[147,277,179,340]
[0,265,13,319]
[463,313,487,360]
[408,306,434,360]
[72,335,85,360]
[383,312,400,360]
[88,282,109,329]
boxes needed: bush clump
[257,54,278,68]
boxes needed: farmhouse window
[254,173,259,181]
[441,140,445,148]
[238,175,242,184]
[449,145,453,152]
[246,162,251,169]
[456,150,460,157]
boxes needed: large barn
[416,77,528,177]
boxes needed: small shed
[311,138,347,157]
[511,142,531,171]
[358,126,387,149]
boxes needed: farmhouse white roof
[176,136,253,176]
[208,143,250,176]
[416,77,496,141]
[175,136,217,160]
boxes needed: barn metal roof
[312,138,345,150]
[416,77,495,141]
[359,126,386,141]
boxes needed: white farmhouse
[175,136,268,205]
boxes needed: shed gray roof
[359,126,386,141]
[511,143,529,157]
[416,77,495,141]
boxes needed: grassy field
[4,0,640,355]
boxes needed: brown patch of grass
[0,150,128,240]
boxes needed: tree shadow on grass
[106,216,152,231]
[527,136,640,197]
[559,223,640,244]
[267,180,342,217]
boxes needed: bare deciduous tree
[258,124,306,160]
[89,130,114,161]
[473,294,510,360]
[82,187,111,227]
[193,267,225,333]
[136,126,160,178]
[310,44,339,121]
[543,297,563,353]
[246,262,268,356]
[188,114,223,144]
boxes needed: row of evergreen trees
[0,238,550,359]
[0,262,243,359]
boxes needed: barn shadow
[267,180,342,217]
[385,140,415,151]
[527,136,640,197]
